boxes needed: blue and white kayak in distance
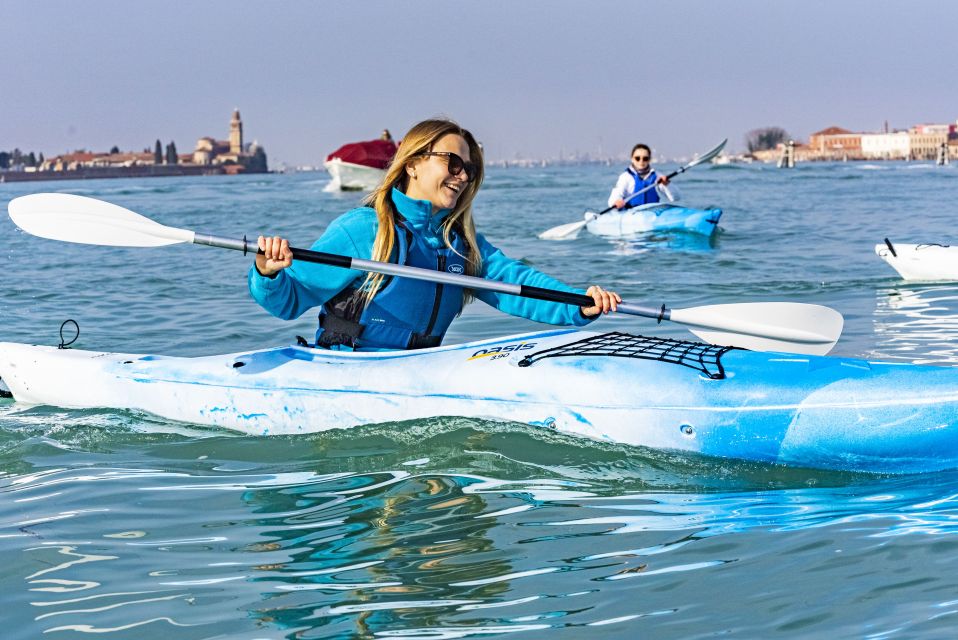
[876,240,958,281]
[585,202,722,238]
[3,328,958,474]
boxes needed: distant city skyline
[4,1,958,167]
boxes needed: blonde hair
[361,118,485,305]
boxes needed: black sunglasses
[419,151,479,182]
[633,155,651,162]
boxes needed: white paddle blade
[8,193,194,247]
[673,302,843,355]
[688,138,728,168]
[538,219,587,240]
[689,328,835,356]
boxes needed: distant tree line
[745,127,790,153]
[0,149,44,169]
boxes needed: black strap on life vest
[316,225,442,350]
[317,311,364,349]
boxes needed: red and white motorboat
[324,134,397,191]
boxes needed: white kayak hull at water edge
[876,241,958,281]
[6,328,958,473]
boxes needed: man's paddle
[538,138,728,240]
[7,193,842,355]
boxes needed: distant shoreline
[0,164,268,183]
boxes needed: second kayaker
[249,117,621,351]
[608,143,671,210]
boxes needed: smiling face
[405,133,472,210]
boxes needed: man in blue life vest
[608,143,671,209]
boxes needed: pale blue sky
[3,1,957,166]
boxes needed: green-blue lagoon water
[4,162,958,638]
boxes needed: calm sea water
[4,161,958,638]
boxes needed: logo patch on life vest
[468,342,536,360]
[447,264,464,274]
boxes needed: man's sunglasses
[633,155,651,162]
[419,151,479,182]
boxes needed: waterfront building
[751,118,958,164]
[192,109,263,171]
[42,151,173,171]
[861,131,911,160]
[808,126,862,158]
[909,123,954,161]
[2,109,267,182]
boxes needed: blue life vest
[626,167,660,207]
[317,220,468,350]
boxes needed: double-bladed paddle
[538,138,728,240]
[7,193,842,355]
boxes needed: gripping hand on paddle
[255,235,294,277]
[580,285,621,317]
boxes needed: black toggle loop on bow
[59,319,80,349]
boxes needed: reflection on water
[7,421,958,638]
[17,466,958,637]
[873,284,958,365]
[607,231,719,256]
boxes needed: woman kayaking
[250,117,621,351]
[608,143,671,210]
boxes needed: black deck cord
[884,238,897,258]
[58,319,79,349]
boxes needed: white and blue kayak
[3,328,958,474]
[876,239,958,281]
[585,202,722,238]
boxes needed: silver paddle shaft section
[194,232,833,345]
[191,232,672,322]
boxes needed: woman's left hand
[580,285,621,317]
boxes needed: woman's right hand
[580,285,621,317]
[255,235,293,277]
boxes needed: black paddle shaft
[191,232,671,322]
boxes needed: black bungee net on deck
[517,331,739,380]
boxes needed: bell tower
[229,109,243,155]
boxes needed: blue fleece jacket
[249,188,594,334]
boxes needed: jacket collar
[391,187,453,235]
